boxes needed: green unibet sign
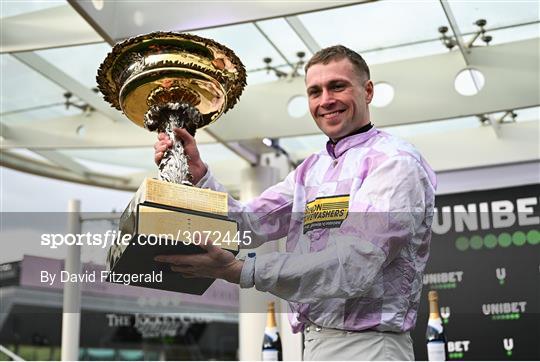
[455,229,539,251]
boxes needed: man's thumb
[173,127,196,146]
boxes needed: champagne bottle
[426,291,447,361]
[262,301,282,361]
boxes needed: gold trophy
[97,32,246,294]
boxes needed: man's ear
[365,80,374,104]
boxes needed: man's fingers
[156,144,169,153]
[155,152,163,164]
[193,234,219,253]
[171,266,200,279]
[181,274,198,279]
[173,127,196,146]
[154,142,171,157]
[156,133,173,148]
[157,132,170,141]
[154,255,190,265]
[171,265,194,273]
[154,140,172,165]
[154,254,202,265]
[198,239,218,253]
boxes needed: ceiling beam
[268,121,540,172]
[439,0,470,63]
[0,5,103,54]
[439,0,500,137]
[0,115,153,150]
[31,149,92,178]
[0,113,217,150]
[285,16,321,54]
[3,121,538,192]
[11,52,126,124]
[0,150,138,191]
[204,129,259,166]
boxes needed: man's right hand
[154,132,173,166]
[153,128,208,185]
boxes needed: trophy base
[106,179,238,295]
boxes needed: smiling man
[154,45,437,361]
[306,49,373,141]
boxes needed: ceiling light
[91,0,104,11]
[133,11,145,27]
[371,82,395,108]
[76,125,86,137]
[438,26,457,50]
[454,68,485,96]
[287,95,308,118]
[262,51,306,79]
[465,19,493,48]
[262,138,273,147]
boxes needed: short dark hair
[305,45,370,81]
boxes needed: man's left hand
[154,240,244,284]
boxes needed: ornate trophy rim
[96,31,247,129]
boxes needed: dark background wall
[412,184,539,360]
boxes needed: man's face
[305,58,373,141]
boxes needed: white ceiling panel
[1,54,67,114]
[480,23,540,46]
[0,4,103,53]
[280,134,327,158]
[246,68,282,86]
[7,148,53,164]
[68,0,366,42]
[298,0,452,52]
[382,116,480,139]
[447,0,539,33]
[362,39,447,65]
[192,23,285,71]
[2,105,80,125]
[57,143,249,172]
[36,42,112,89]
[256,18,312,64]
[515,106,540,122]
[60,148,155,171]
[0,0,64,18]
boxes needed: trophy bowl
[97,31,246,129]
[98,32,247,185]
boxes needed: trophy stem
[144,102,201,186]
[159,127,193,186]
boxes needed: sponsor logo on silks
[423,271,463,289]
[496,267,506,285]
[482,301,526,321]
[447,340,470,359]
[440,306,450,324]
[503,338,514,357]
[303,195,349,234]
